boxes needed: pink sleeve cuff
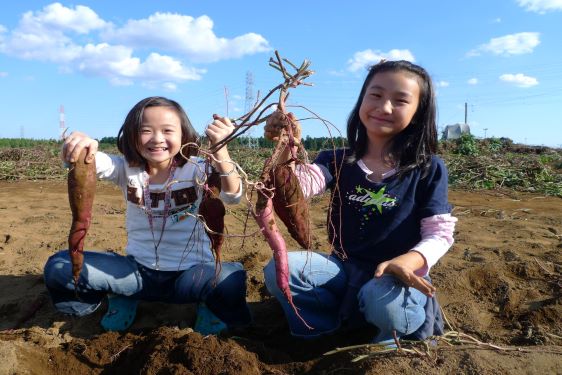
[294,163,326,199]
[411,213,458,276]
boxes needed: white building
[442,123,471,140]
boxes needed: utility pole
[245,71,254,114]
[223,87,230,118]
[464,102,468,124]
[244,71,256,148]
[483,128,488,138]
[59,105,66,139]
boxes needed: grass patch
[1,139,560,196]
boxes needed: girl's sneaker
[101,295,138,332]
[194,303,227,335]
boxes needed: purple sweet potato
[67,148,96,286]
[270,164,312,249]
[198,169,226,264]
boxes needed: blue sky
[0,0,561,147]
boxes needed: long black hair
[117,96,199,167]
[346,60,437,178]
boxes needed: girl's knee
[263,251,324,282]
[359,275,401,303]
[206,268,247,311]
[44,252,70,288]
[213,264,247,297]
[359,279,398,319]
[358,276,426,334]
[215,262,245,285]
[221,269,246,290]
[262,255,299,295]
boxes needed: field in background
[1,135,561,196]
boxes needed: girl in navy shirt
[263,60,457,344]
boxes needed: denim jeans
[44,250,251,327]
[263,251,427,341]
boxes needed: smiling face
[139,106,182,171]
[358,71,421,146]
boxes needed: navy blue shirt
[314,149,451,269]
[314,149,451,338]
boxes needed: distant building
[442,123,471,140]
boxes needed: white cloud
[137,53,205,81]
[102,13,270,63]
[347,49,415,72]
[20,3,109,34]
[516,0,562,13]
[75,44,204,85]
[0,3,269,86]
[467,32,540,57]
[161,82,177,91]
[1,28,82,62]
[493,17,502,23]
[499,73,538,87]
[436,81,449,88]
[0,71,7,77]
[467,78,479,85]
[77,43,139,77]
[0,4,104,63]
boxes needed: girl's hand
[206,114,235,148]
[374,253,436,298]
[206,114,239,194]
[62,131,98,164]
[264,111,301,145]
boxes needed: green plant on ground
[1,138,561,197]
[487,138,503,153]
[455,133,479,156]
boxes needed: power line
[245,71,254,114]
[244,71,258,148]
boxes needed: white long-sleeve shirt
[95,152,241,271]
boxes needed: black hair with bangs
[117,96,199,167]
[346,60,437,178]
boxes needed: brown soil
[0,180,561,374]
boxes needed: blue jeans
[263,251,427,341]
[44,250,251,327]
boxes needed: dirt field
[0,180,560,374]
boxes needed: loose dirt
[0,180,560,374]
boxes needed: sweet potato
[254,110,314,329]
[270,164,312,249]
[254,191,312,330]
[67,148,96,287]
[198,169,225,265]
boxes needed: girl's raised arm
[205,115,240,195]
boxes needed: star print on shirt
[352,185,397,214]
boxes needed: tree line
[98,136,348,151]
[0,138,61,148]
[0,136,348,151]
